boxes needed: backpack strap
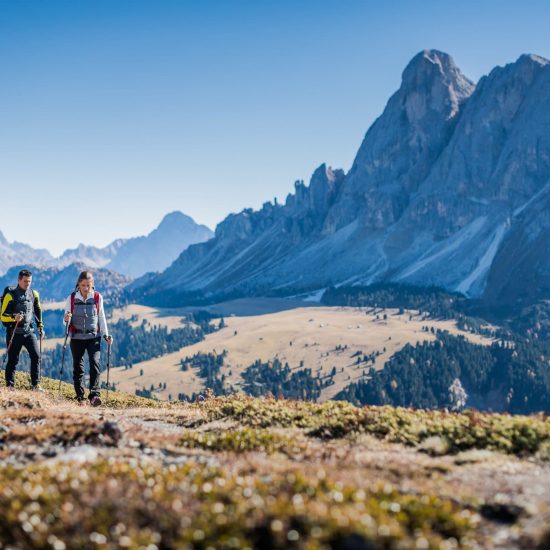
[32,289,43,328]
[69,291,76,333]
[94,291,100,331]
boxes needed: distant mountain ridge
[106,212,213,278]
[0,231,55,275]
[0,263,131,302]
[59,240,127,271]
[0,211,213,279]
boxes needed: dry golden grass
[110,303,190,331]
[111,305,494,401]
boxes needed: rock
[56,444,99,463]
[329,533,378,550]
[418,435,450,456]
[454,449,496,465]
[41,448,58,458]
[480,502,525,524]
[101,421,122,446]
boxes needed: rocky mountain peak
[157,211,196,231]
[515,52,549,69]
[401,49,475,120]
[323,50,475,234]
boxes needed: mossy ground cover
[199,395,550,458]
[0,375,549,548]
[176,427,305,455]
[0,459,478,550]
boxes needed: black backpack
[0,286,16,328]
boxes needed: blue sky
[1,0,549,255]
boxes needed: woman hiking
[63,271,113,406]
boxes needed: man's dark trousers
[5,329,41,387]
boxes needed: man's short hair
[18,269,33,280]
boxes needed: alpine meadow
[2,2,550,548]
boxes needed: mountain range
[0,212,213,279]
[0,263,131,302]
[132,50,550,308]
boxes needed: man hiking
[1,269,45,390]
[63,270,113,406]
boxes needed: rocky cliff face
[390,53,550,299]
[133,50,550,307]
[324,50,474,235]
[484,185,550,306]
[139,165,345,304]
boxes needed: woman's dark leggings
[70,337,101,400]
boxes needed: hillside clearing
[111,306,494,402]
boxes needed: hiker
[63,271,113,406]
[1,269,45,390]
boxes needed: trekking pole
[2,318,21,372]
[105,338,112,405]
[58,321,70,395]
[38,328,44,386]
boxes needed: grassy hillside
[1,374,550,548]
[109,305,492,402]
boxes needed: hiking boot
[4,385,15,392]
[90,395,102,407]
[31,385,45,393]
